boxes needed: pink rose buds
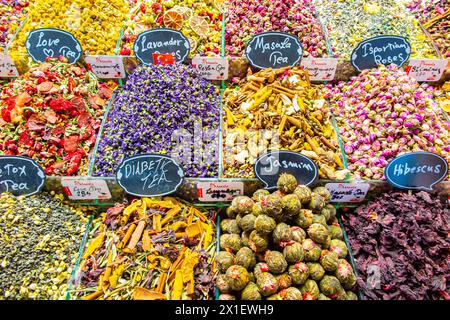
[225,0,329,58]
[324,64,450,180]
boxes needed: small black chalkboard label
[246,32,303,69]
[116,154,185,197]
[0,156,46,196]
[385,152,448,191]
[351,35,411,71]
[133,28,190,65]
[25,28,82,64]
[254,151,318,190]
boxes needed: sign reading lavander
[133,28,190,65]
[351,35,411,72]
[26,28,82,64]
[116,154,184,197]
[246,32,303,69]
[385,152,448,191]
[0,156,45,196]
[254,151,318,190]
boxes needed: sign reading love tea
[134,28,190,65]
[116,154,184,197]
[26,28,82,64]
[246,32,303,69]
[351,35,411,72]
[0,156,46,196]
[254,151,318,190]
[385,152,448,191]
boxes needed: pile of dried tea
[72,197,216,300]
[222,67,348,179]
[0,192,88,300]
[217,174,358,300]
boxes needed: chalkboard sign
[116,154,185,197]
[133,28,190,65]
[25,28,82,64]
[0,156,46,196]
[385,152,448,191]
[351,35,411,72]
[254,151,318,190]
[246,32,303,69]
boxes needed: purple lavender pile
[342,191,450,300]
[93,64,220,177]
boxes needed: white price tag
[61,178,112,200]
[325,183,370,203]
[0,54,19,77]
[192,56,228,80]
[300,58,338,81]
[85,55,125,79]
[406,59,447,82]
[197,181,244,202]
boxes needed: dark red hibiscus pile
[0,57,113,175]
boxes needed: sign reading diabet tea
[26,28,82,64]
[385,152,448,191]
[116,154,184,197]
[246,32,303,69]
[351,35,411,71]
[254,151,318,190]
[0,156,45,196]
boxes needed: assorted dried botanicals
[223,67,348,179]
[93,64,220,178]
[120,0,223,56]
[315,0,438,59]
[324,64,450,180]
[72,197,216,300]
[0,192,88,300]
[342,191,450,300]
[0,57,113,175]
[0,0,29,50]
[217,174,358,300]
[225,0,329,57]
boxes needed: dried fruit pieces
[72,197,216,300]
[223,67,348,179]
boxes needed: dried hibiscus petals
[342,191,450,300]
[0,57,113,175]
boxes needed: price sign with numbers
[197,182,244,202]
[61,178,112,200]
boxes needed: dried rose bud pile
[72,197,216,300]
[223,67,348,179]
[324,64,450,180]
[120,0,223,56]
[342,191,450,300]
[0,192,88,300]
[0,57,113,175]
[0,0,29,50]
[93,64,220,178]
[225,0,329,57]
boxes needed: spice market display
[0,0,449,302]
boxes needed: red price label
[152,53,175,65]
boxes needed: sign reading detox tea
[385,152,448,191]
[116,154,184,197]
[0,156,46,196]
[134,28,190,65]
[26,28,82,64]
[254,151,318,190]
[246,32,303,69]
[351,35,411,72]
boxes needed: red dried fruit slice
[37,81,54,93]
[99,85,113,99]
[63,135,79,153]
[26,114,46,131]
[52,126,66,136]
[15,92,32,107]
[77,112,94,128]
[71,97,87,113]
[44,109,58,124]
[18,131,32,145]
